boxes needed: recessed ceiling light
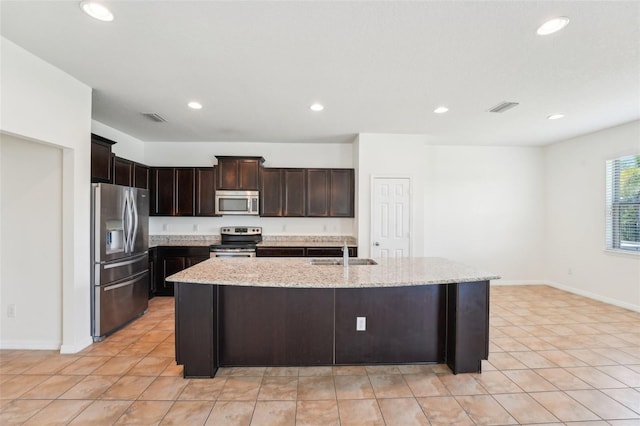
[433,106,449,114]
[537,17,570,35]
[547,114,565,120]
[310,103,324,112]
[188,101,203,110]
[80,1,114,22]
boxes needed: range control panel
[220,227,262,235]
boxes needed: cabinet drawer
[306,247,357,257]
[256,247,306,257]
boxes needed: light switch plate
[356,316,366,331]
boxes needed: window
[606,154,640,252]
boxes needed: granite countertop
[149,235,357,248]
[166,257,500,288]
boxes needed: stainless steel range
[210,227,262,258]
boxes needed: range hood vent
[488,102,519,113]
[141,112,167,122]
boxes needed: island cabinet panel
[335,286,446,364]
[175,283,217,377]
[446,281,490,374]
[219,286,334,366]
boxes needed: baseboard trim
[60,337,93,354]
[546,280,640,313]
[0,340,61,350]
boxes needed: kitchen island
[167,257,499,378]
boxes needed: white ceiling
[1,1,639,145]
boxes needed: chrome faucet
[343,241,349,266]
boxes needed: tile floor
[1,285,639,425]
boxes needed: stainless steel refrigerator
[91,183,149,341]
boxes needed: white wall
[1,136,63,348]
[0,37,92,352]
[355,133,428,257]
[424,145,545,283]
[544,120,640,310]
[92,120,145,163]
[145,140,356,236]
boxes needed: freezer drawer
[95,252,148,286]
[93,270,149,340]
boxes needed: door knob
[374,242,380,246]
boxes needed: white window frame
[605,154,640,255]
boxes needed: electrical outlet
[193,224,199,232]
[162,223,168,231]
[7,304,16,318]
[568,268,573,275]
[356,316,366,331]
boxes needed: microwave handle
[251,197,258,214]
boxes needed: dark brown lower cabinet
[256,246,357,257]
[154,246,209,296]
[334,286,445,364]
[173,281,489,378]
[219,286,333,366]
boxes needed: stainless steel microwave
[215,190,259,215]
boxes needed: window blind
[606,154,640,252]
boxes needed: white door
[371,177,411,258]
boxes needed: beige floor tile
[23,356,79,375]
[100,375,155,399]
[597,365,640,387]
[179,377,227,400]
[365,365,402,375]
[416,396,474,426]
[297,376,336,400]
[378,397,429,425]
[80,342,127,357]
[530,391,600,422]
[59,375,119,399]
[19,375,83,399]
[535,368,594,390]
[160,362,184,377]
[68,400,132,425]
[515,336,560,350]
[487,352,528,370]
[566,389,640,420]
[114,400,172,425]
[368,374,413,398]
[509,350,559,368]
[332,365,368,376]
[91,355,141,375]
[397,364,436,375]
[295,400,340,426]
[0,399,52,424]
[22,399,92,425]
[218,376,263,401]
[565,349,619,366]
[258,376,298,400]
[338,399,385,425]
[127,356,174,376]
[503,369,558,392]
[455,395,517,425]
[298,366,333,376]
[602,387,640,413]
[538,350,590,367]
[404,373,450,397]
[264,366,299,377]
[472,370,523,393]
[139,376,190,400]
[250,400,295,425]
[216,367,266,377]
[117,341,161,357]
[58,356,110,375]
[0,374,50,399]
[593,348,640,364]
[334,375,375,399]
[205,400,255,426]
[567,367,629,388]
[492,337,530,352]
[438,373,488,395]
[493,393,559,424]
[160,400,214,425]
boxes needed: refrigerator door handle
[103,273,146,291]
[103,253,148,269]
[122,189,130,253]
[130,189,139,252]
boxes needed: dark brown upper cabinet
[216,156,264,190]
[195,167,217,216]
[90,134,115,183]
[260,168,306,217]
[150,167,216,217]
[133,163,149,189]
[113,156,133,186]
[306,169,354,217]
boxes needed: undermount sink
[308,258,378,266]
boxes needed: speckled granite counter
[149,235,356,248]
[167,257,499,288]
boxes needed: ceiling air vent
[141,112,167,123]
[488,102,519,113]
